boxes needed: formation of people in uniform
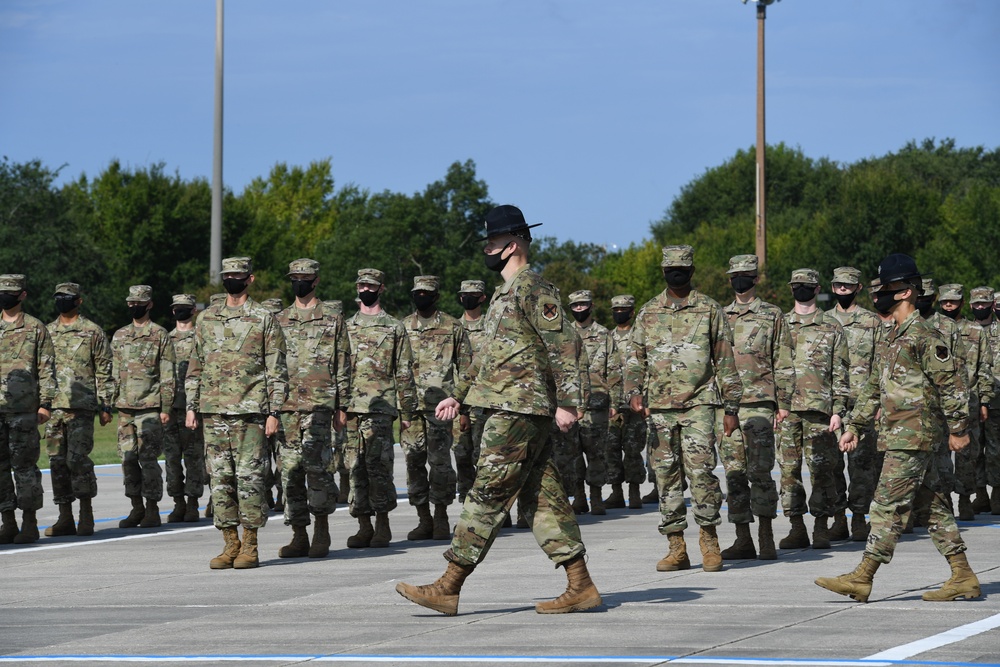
[0,204,992,614]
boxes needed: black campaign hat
[479,204,542,241]
[876,253,925,287]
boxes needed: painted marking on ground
[0,525,215,556]
[865,611,1000,661]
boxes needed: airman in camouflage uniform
[777,269,850,551]
[186,257,288,570]
[606,294,647,510]
[325,299,351,505]
[43,282,114,537]
[401,275,472,541]
[718,255,795,561]
[817,254,979,604]
[274,259,350,560]
[162,294,204,524]
[344,268,418,549]
[967,286,1000,514]
[397,204,600,616]
[827,267,881,542]
[624,245,743,573]
[0,274,57,545]
[555,289,618,516]
[454,280,488,504]
[937,283,993,520]
[261,297,285,512]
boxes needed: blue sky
[2,1,997,250]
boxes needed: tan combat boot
[605,483,625,509]
[656,532,690,571]
[721,523,756,560]
[971,486,990,514]
[347,515,374,548]
[12,510,38,544]
[139,499,161,528]
[536,555,603,614]
[589,485,606,516]
[278,524,310,558]
[829,509,849,541]
[815,555,880,602]
[851,513,869,542]
[757,517,777,560]
[571,483,589,515]
[184,496,200,522]
[0,510,18,544]
[432,504,450,540]
[922,553,981,601]
[407,503,433,541]
[957,495,974,521]
[45,503,77,537]
[233,527,259,569]
[628,483,643,510]
[119,496,145,528]
[699,525,723,572]
[811,516,831,549]
[76,498,95,536]
[778,515,810,549]
[309,514,331,558]
[396,560,475,616]
[167,496,186,523]
[370,512,391,548]
[210,526,242,569]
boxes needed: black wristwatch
[100,404,112,414]
[268,411,281,419]
[40,402,52,411]
[724,409,738,417]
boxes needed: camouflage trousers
[980,411,1000,487]
[866,446,966,564]
[607,410,647,485]
[265,429,284,498]
[648,407,723,534]
[204,413,269,530]
[44,409,98,505]
[952,401,982,496]
[331,426,347,478]
[117,409,163,501]
[163,409,205,499]
[551,410,608,490]
[0,412,43,512]
[777,410,838,518]
[718,403,778,524]
[279,410,337,526]
[446,410,584,567]
[453,408,484,502]
[833,424,877,514]
[401,411,457,507]
[345,413,397,517]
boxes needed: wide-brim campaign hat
[876,253,927,288]
[478,205,542,241]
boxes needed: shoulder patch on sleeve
[537,296,563,331]
[935,345,950,362]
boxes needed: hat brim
[477,222,543,243]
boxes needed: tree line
[2,138,997,332]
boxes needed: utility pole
[210,0,224,284]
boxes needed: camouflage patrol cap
[209,293,226,306]
[287,258,319,276]
[458,280,486,294]
[661,245,694,268]
[171,294,196,307]
[969,286,995,304]
[788,269,820,285]
[221,256,252,275]
[568,290,593,305]
[0,274,26,293]
[261,298,283,313]
[921,278,936,298]
[356,268,385,286]
[411,275,439,292]
[995,291,1000,303]
[727,254,758,275]
[611,294,636,309]
[325,299,343,315]
[54,282,81,297]
[126,285,153,303]
[832,267,862,285]
[938,283,964,301]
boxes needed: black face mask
[792,285,817,303]
[172,307,194,321]
[916,297,935,318]
[459,294,482,311]
[941,308,960,320]
[291,279,315,299]
[55,296,78,314]
[0,293,20,311]
[223,277,247,295]
[872,289,903,315]
[413,293,437,312]
[834,291,857,309]
[994,308,1000,319]
[663,268,691,289]
[571,308,591,323]
[128,304,149,320]
[972,306,992,321]
[358,290,379,307]
[612,310,633,325]
[730,276,755,295]
[484,243,512,273]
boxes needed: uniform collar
[724,296,761,315]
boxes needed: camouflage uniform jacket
[345,310,417,418]
[723,297,795,411]
[987,318,1000,395]
[111,321,175,412]
[185,299,288,415]
[828,306,880,406]
[461,315,488,356]
[572,319,620,411]
[276,302,351,413]
[404,310,472,413]
[849,311,969,451]
[455,264,584,416]
[611,326,633,409]
[169,328,195,411]
[0,312,57,413]
[624,289,743,413]
[956,318,994,406]
[47,315,113,411]
[784,309,850,417]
